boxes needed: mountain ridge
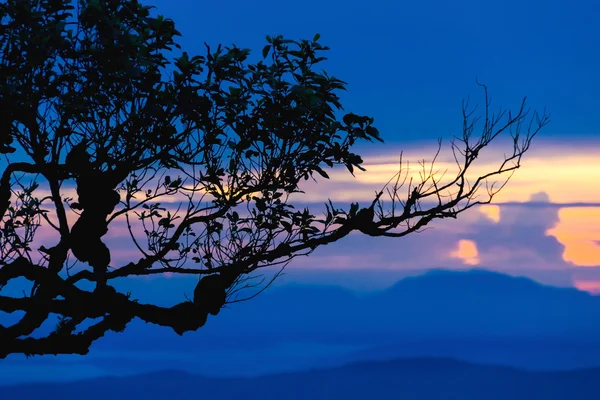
[3,269,600,386]
[2,357,599,400]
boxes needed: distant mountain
[3,269,600,385]
[1,358,599,400]
[202,269,600,344]
[188,269,600,373]
[323,338,600,372]
[365,269,600,338]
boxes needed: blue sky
[147,0,599,145]
[99,0,600,290]
[2,0,600,385]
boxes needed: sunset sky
[11,0,598,294]
[94,0,599,293]
[3,0,600,386]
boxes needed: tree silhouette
[0,0,549,357]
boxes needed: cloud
[9,138,600,296]
[573,280,600,294]
[547,207,600,267]
[450,240,480,266]
[479,205,500,223]
[291,139,600,205]
[459,192,572,270]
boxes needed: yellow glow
[19,140,600,274]
[309,144,600,205]
[547,208,600,267]
[479,205,500,223]
[450,239,480,265]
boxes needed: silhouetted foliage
[0,0,549,357]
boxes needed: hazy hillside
[3,270,600,385]
[199,269,600,343]
[1,358,599,400]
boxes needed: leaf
[343,113,354,125]
[313,33,321,41]
[366,126,383,142]
[345,163,355,176]
[255,197,267,212]
[281,220,292,233]
[158,217,170,228]
[325,210,333,225]
[314,165,329,179]
[168,178,181,188]
[228,87,242,96]
[262,45,271,58]
[349,202,359,217]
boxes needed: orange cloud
[547,207,600,267]
[479,205,500,223]
[450,239,480,266]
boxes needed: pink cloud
[574,280,600,295]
